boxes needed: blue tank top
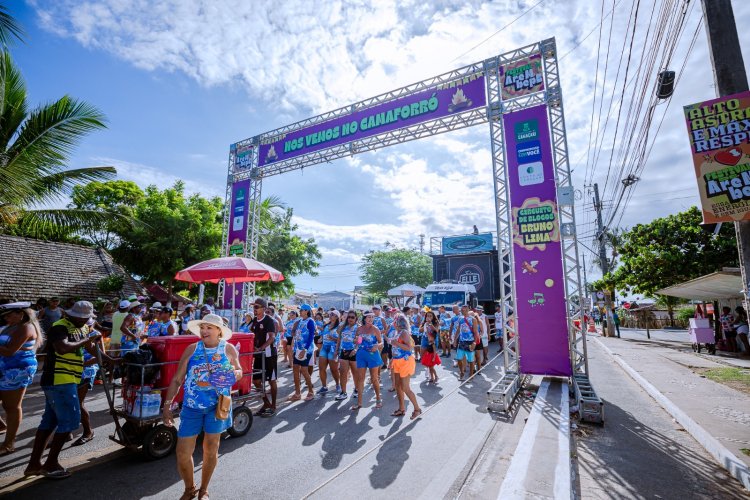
[373,316,385,331]
[410,315,420,335]
[339,324,357,351]
[459,317,475,342]
[0,326,36,354]
[422,324,435,348]
[392,331,412,359]
[183,340,231,410]
[359,329,378,351]
[322,323,339,348]
[284,320,296,337]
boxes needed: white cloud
[30,0,750,291]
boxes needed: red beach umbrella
[174,256,284,284]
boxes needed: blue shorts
[356,349,383,369]
[456,349,475,363]
[0,351,37,391]
[80,365,99,389]
[39,384,81,434]
[178,405,233,437]
[293,351,313,367]
[319,344,337,360]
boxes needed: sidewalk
[592,332,750,491]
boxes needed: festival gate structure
[221,38,597,413]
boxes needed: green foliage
[112,181,224,291]
[676,306,696,323]
[359,248,432,297]
[68,180,144,249]
[0,4,24,48]
[0,49,115,236]
[97,274,125,294]
[599,206,737,296]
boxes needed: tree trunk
[167,279,174,309]
[668,304,675,328]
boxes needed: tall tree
[0,50,116,236]
[594,206,738,325]
[68,180,144,249]
[359,248,432,298]
[112,181,224,299]
[0,3,24,48]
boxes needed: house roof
[317,290,352,298]
[0,235,145,301]
[145,284,190,305]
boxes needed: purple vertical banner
[503,104,571,376]
[223,178,251,309]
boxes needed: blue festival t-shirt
[321,323,339,348]
[340,324,358,351]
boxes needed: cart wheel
[708,344,716,355]
[227,406,253,437]
[141,424,177,460]
[692,343,698,352]
[697,343,702,353]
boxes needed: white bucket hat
[149,301,163,310]
[187,313,233,340]
[65,301,96,319]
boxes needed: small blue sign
[441,233,494,255]
[516,140,541,164]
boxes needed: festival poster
[233,143,253,172]
[223,179,250,309]
[683,91,750,223]
[503,104,571,376]
[257,74,486,166]
[499,53,545,101]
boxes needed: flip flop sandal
[388,388,396,392]
[287,394,302,402]
[198,488,210,500]
[390,409,405,417]
[375,400,383,409]
[0,445,15,455]
[410,409,422,420]
[71,435,94,447]
[350,404,362,411]
[180,486,198,500]
[42,468,71,480]
[304,393,315,401]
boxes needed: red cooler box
[148,333,254,406]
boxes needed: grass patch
[703,367,750,384]
[741,448,750,457]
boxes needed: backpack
[123,344,159,386]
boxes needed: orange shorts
[391,356,416,377]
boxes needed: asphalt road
[3,350,514,499]
[575,338,748,499]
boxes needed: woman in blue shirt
[281,310,298,368]
[335,311,359,401]
[289,304,316,402]
[351,312,383,411]
[317,311,341,396]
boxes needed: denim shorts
[356,349,383,369]
[319,344,337,360]
[39,384,81,434]
[178,405,233,437]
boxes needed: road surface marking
[554,381,571,499]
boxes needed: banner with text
[223,179,251,309]
[258,74,487,166]
[503,104,570,376]
[683,91,750,223]
[500,53,544,100]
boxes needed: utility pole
[702,0,750,318]
[419,234,425,254]
[593,183,616,337]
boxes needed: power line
[450,0,549,63]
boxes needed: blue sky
[14,1,750,295]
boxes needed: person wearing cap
[162,314,242,500]
[238,312,253,333]
[179,305,196,335]
[453,304,480,381]
[119,301,144,353]
[289,304,316,402]
[0,302,42,454]
[25,301,116,479]
[250,298,278,416]
[147,308,177,337]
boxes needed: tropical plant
[0,3,23,48]
[0,50,116,236]
[360,248,432,297]
[97,274,125,294]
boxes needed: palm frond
[16,208,126,234]
[5,95,107,177]
[0,51,27,150]
[28,165,116,206]
[0,5,24,48]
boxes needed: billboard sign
[232,143,253,172]
[503,104,570,376]
[441,232,494,254]
[683,91,750,223]
[224,179,251,309]
[500,53,544,100]
[257,74,486,167]
[431,251,500,302]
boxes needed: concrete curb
[593,337,750,491]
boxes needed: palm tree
[0,49,116,236]
[0,3,23,48]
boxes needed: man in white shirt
[476,306,490,366]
